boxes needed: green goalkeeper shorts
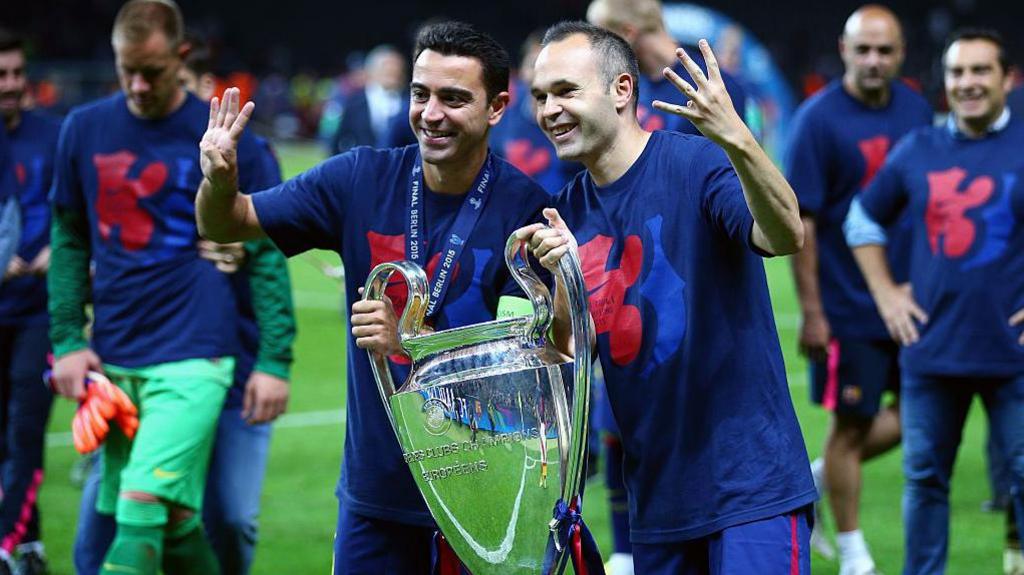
[96,357,233,515]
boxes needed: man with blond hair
[587,0,747,135]
[48,2,284,573]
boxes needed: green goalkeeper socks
[101,498,167,575]
[162,514,221,575]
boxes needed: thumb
[242,378,256,419]
[543,208,567,230]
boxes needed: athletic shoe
[604,553,634,575]
[14,547,47,575]
[1005,548,1024,575]
[810,457,836,560]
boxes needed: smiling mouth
[420,128,455,142]
[547,124,577,141]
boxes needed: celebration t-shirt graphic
[858,119,1024,377]
[93,151,168,251]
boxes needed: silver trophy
[362,232,592,574]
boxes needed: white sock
[811,457,827,493]
[837,529,874,572]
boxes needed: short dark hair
[944,27,1010,73]
[183,31,213,77]
[542,21,640,110]
[112,0,185,48]
[413,21,510,101]
[0,27,24,53]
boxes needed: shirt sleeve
[244,237,296,379]
[784,105,828,215]
[48,206,92,357]
[856,133,915,227]
[250,150,357,256]
[49,114,84,211]
[697,140,762,253]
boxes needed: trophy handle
[361,261,430,423]
[504,235,554,343]
[503,232,592,504]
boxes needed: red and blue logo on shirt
[578,215,686,376]
[925,167,1016,269]
[93,151,168,251]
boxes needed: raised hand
[652,39,749,149]
[200,87,254,196]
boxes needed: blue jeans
[0,323,54,551]
[73,405,272,575]
[901,372,1024,575]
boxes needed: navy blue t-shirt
[50,93,277,366]
[0,110,61,326]
[491,79,582,195]
[1008,86,1024,117]
[859,117,1024,377]
[251,145,550,525]
[786,80,933,339]
[553,131,815,542]
[637,58,747,136]
[225,136,284,409]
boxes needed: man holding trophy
[519,22,817,574]
[194,21,555,574]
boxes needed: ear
[177,40,191,61]
[612,72,635,114]
[487,91,511,127]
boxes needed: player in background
[48,2,286,573]
[784,7,933,574]
[0,27,61,575]
[845,28,1024,575]
[70,31,296,575]
[490,30,582,195]
[521,21,814,574]
[194,22,550,574]
[586,0,747,135]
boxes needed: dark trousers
[0,323,53,552]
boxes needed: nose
[541,95,561,120]
[129,73,149,94]
[421,95,444,123]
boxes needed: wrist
[719,124,757,156]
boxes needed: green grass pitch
[37,142,1003,573]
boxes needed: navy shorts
[333,499,434,575]
[632,507,812,575]
[810,337,900,419]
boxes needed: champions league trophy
[362,232,594,574]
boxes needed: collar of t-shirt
[945,107,1011,139]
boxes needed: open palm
[200,87,254,194]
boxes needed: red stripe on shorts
[822,339,841,411]
[790,513,800,575]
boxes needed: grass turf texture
[38,142,1002,574]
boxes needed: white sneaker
[809,458,836,560]
[604,553,634,575]
[1004,548,1024,575]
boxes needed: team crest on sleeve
[924,167,1016,269]
[94,151,167,250]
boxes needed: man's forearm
[851,244,898,302]
[724,134,804,255]
[790,217,824,315]
[196,178,263,243]
[48,207,92,357]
